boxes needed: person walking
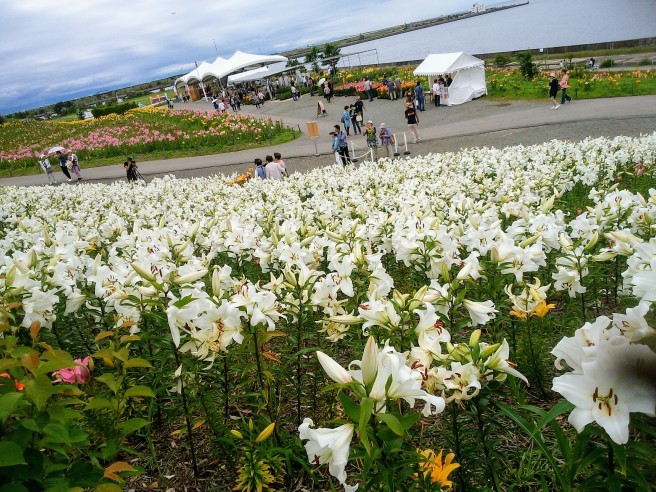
[354,96,365,124]
[364,77,374,102]
[333,124,351,167]
[414,80,425,111]
[38,155,57,185]
[405,102,421,143]
[55,150,72,182]
[317,100,327,117]
[560,69,572,104]
[394,75,402,99]
[342,106,352,136]
[68,152,83,181]
[549,73,561,109]
[349,104,361,135]
[379,123,393,158]
[387,78,396,100]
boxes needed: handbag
[66,160,74,170]
[355,114,363,123]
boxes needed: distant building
[470,3,486,13]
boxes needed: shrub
[515,50,538,78]
[600,59,615,68]
[494,54,512,68]
[91,102,138,118]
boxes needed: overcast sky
[0,0,478,114]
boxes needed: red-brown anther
[592,387,599,402]
[506,359,517,369]
[359,303,370,310]
[411,360,423,370]
[312,455,320,465]
[421,368,429,381]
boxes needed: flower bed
[0,134,655,490]
[0,106,295,176]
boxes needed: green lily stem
[475,397,500,491]
[451,404,467,491]
[525,315,547,398]
[171,342,200,478]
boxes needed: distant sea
[337,0,656,66]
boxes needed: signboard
[306,121,319,138]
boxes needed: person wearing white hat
[379,123,393,158]
[38,154,57,185]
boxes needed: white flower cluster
[0,135,654,453]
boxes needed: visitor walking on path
[68,153,83,181]
[364,77,374,102]
[333,124,351,167]
[549,73,561,110]
[405,102,421,143]
[38,155,57,185]
[387,78,396,100]
[560,69,572,104]
[55,150,72,182]
[395,76,402,99]
[317,100,327,117]
[342,106,352,136]
[349,104,362,135]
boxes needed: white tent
[174,51,288,91]
[413,52,487,106]
[227,62,289,84]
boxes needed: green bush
[515,50,538,78]
[637,57,654,66]
[600,59,615,68]
[91,102,138,118]
[494,54,512,68]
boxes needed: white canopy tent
[227,62,288,84]
[413,52,487,106]
[174,51,288,100]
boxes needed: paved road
[3,94,655,187]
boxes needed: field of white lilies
[0,133,654,491]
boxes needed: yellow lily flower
[418,448,460,489]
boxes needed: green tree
[304,46,321,74]
[320,43,341,75]
[515,50,538,78]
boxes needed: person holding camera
[124,156,138,182]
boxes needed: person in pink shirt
[559,69,572,104]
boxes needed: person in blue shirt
[414,81,425,111]
[332,125,350,167]
[253,158,267,179]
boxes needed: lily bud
[409,285,429,311]
[158,215,166,229]
[173,269,208,285]
[361,337,379,387]
[328,314,362,325]
[520,234,540,248]
[212,269,222,297]
[230,430,243,440]
[469,329,481,348]
[591,251,618,262]
[316,351,353,384]
[131,262,155,282]
[479,343,501,359]
[583,231,599,251]
[255,422,276,443]
[5,264,16,288]
[441,262,451,282]
[325,230,343,242]
[558,233,573,251]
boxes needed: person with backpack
[38,154,57,185]
[404,103,421,143]
[332,124,350,167]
